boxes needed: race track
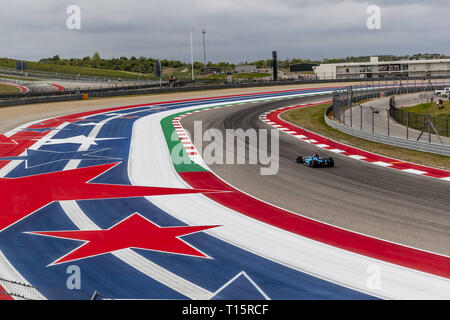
[0,85,448,300]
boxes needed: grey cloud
[0,0,449,62]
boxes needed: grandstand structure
[314,56,450,79]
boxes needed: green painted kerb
[160,110,208,173]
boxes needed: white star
[105,113,126,117]
[43,135,124,147]
[74,122,102,127]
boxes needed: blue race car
[295,153,334,168]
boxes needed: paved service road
[181,95,450,256]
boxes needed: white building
[313,56,450,80]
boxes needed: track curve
[181,96,450,256]
[0,86,448,300]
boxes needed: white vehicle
[435,87,450,96]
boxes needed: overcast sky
[1,0,450,63]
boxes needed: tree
[91,52,101,61]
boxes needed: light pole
[202,30,207,66]
[190,26,195,81]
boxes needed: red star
[0,162,222,232]
[27,213,219,265]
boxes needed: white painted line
[328,149,344,153]
[348,155,366,160]
[209,271,270,300]
[371,161,392,167]
[401,169,427,175]
[301,139,318,144]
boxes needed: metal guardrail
[325,105,450,156]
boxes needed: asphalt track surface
[181,95,450,256]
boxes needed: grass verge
[281,103,450,170]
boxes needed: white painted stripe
[315,144,330,148]
[328,149,344,153]
[348,155,366,160]
[371,161,392,167]
[301,139,318,144]
[401,169,427,175]
[210,271,270,300]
